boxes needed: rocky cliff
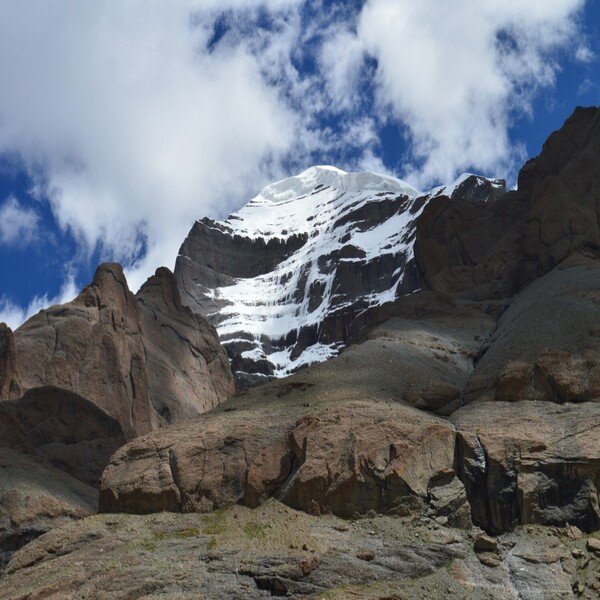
[0,264,236,566]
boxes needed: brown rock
[466,256,600,405]
[587,538,600,553]
[0,323,21,400]
[477,552,501,568]
[473,533,498,553]
[414,107,600,301]
[3,386,125,486]
[11,263,235,439]
[567,524,584,540]
[100,374,457,518]
[453,401,600,533]
[428,468,472,529]
[520,107,600,283]
[414,189,529,300]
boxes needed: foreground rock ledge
[100,396,459,520]
[452,400,600,534]
[2,501,599,599]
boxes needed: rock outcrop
[465,255,600,404]
[3,263,235,438]
[2,503,598,599]
[520,106,600,283]
[3,386,125,486]
[453,400,600,534]
[414,107,600,301]
[0,264,236,567]
[100,393,459,519]
[0,324,20,400]
[0,385,126,564]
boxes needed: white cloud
[0,1,306,291]
[0,196,39,247]
[323,0,587,187]
[0,0,591,317]
[0,272,78,330]
[575,44,594,63]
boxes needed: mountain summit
[176,166,504,387]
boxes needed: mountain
[2,106,600,598]
[0,263,236,563]
[175,166,504,388]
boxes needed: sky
[0,0,599,328]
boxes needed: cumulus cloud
[322,0,587,187]
[0,0,306,291]
[0,196,39,247]
[0,271,78,330]
[0,0,591,326]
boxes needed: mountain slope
[176,166,504,387]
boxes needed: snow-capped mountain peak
[175,167,505,388]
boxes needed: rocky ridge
[2,263,235,439]
[0,264,236,566]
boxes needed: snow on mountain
[175,166,505,388]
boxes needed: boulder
[452,401,600,534]
[6,263,235,438]
[427,468,471,529]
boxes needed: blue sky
[0,0,599,327]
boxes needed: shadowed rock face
[0,447,97,569]
[2,263,235,439]
[415,106,600,299]
[0,389,109,567]
[3,386,125,486]
[521,107,600,283]
[0,324,20,400]
[453,401,600,534]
